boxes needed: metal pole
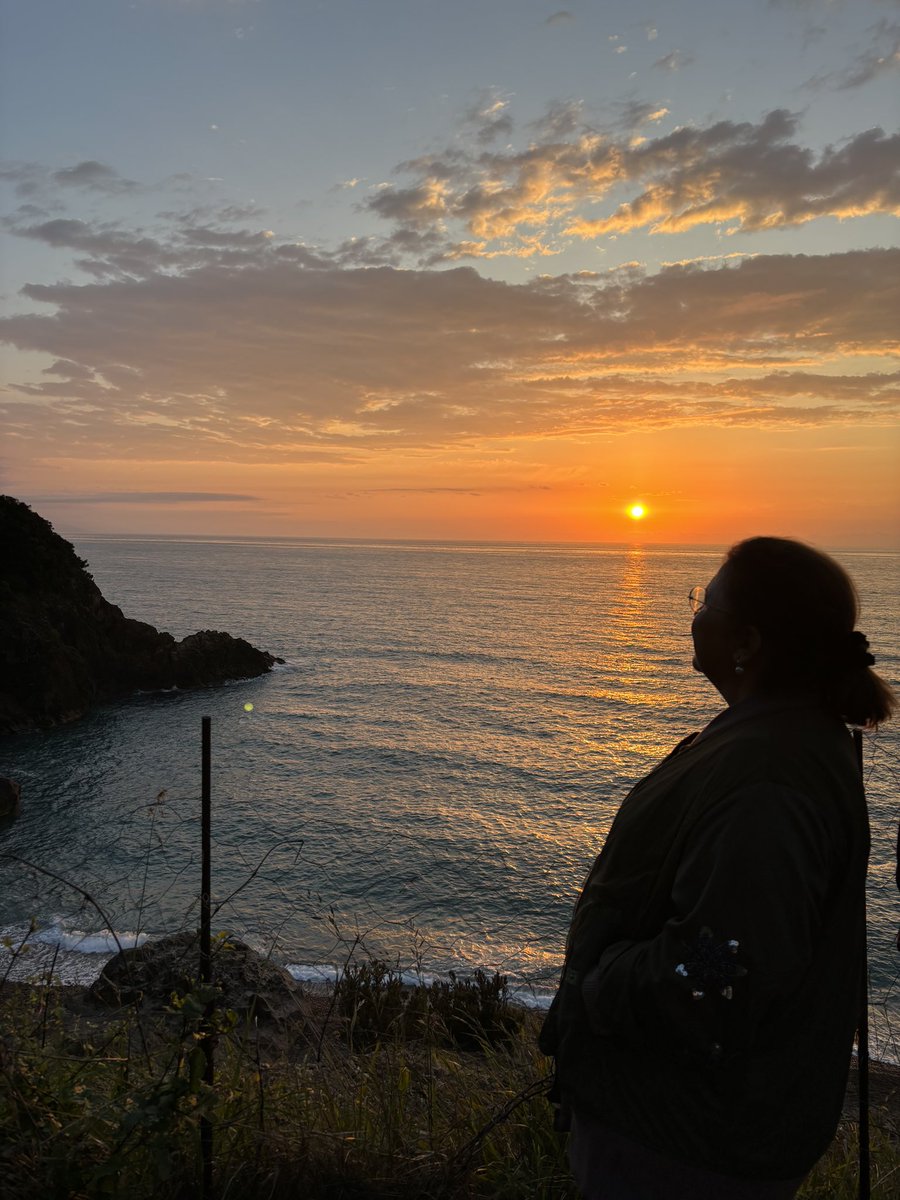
[200,716,214,1200]
[201,716,212,986]
[853,727,870,1200]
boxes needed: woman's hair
[719,536,895,729]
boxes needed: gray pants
[569,1112,805,1200]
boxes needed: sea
[1,538,898,1047]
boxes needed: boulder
[0,777,21,819]
[89,931,305,1023]
[0,495,283,733]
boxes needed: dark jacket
[539,700,869,1180]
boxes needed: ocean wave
[0,920,150,986]
[0,921,557,1010]
[33,922,149,955]
[3,920,149,957]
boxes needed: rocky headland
[0,495,282,735]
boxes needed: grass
[0,964,573,1200]
[2,964,900,1199]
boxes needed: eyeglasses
[688,586,731,616]
[689,586,708,614]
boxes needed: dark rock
[173,630,278,689]
[0,777,21,819]
[0,495,283,733]
[89,931,305,1023]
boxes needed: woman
[539,536,895,1199]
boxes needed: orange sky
[21,417,897,549]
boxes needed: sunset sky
[1,0,898,547]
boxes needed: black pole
[201,716,212,985]
[853,727,870,1200]
[200,716,214,1200]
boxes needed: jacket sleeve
[579,781,840,1059]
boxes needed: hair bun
[838,630,876,673]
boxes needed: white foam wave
[0,920,150,985]
[286,962,341,986]
[31,923,149,955]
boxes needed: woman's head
[692,536,894,728]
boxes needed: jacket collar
[692,692,823,746]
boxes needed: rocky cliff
[0,496,281,734]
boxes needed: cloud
[568,119,900,238]
[356,485,552,495]
[544,10,573,24]
[52,161,139,194]
[803,20,900,90]
[362,108,900,256]
[7,217,191,280]
[837,20,900,88]
[528,100,584,139]
[44,359,95,381]
[614,100,670,131]
[653,49,694,71]
[0,160,141,203]
[5,212,325,279]
[157,201,268,224]
[1,241,896,467]
[28,493,260,504]
[0,161,54,200]
[462,91,515,145]
[0,160,243,216]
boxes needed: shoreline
[0,932,557,1010]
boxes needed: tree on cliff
[0,496,280,734]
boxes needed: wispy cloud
[28,492,260,504]
[462,90,515,145]
[653,49,694,71]
[1,160,140,200]
[835,20,900,88]
[52,161,139,194]
[356,484,553,495]
[5,212,320,279]
[0,160,230,211]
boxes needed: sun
[628,503,647,521]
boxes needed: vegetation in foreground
[1,963,899,1199]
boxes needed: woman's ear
[735,625,763,667]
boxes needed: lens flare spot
[628,504,647,520]
[243,702,254,713]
